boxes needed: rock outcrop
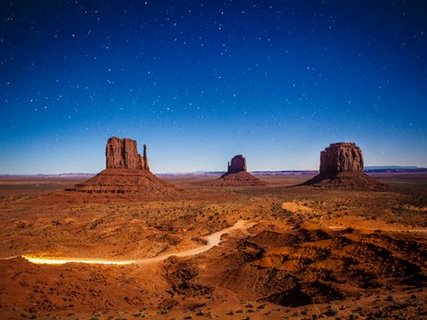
[319,143,363,176]
[227,155,247,174]
[203,154,265,186]
[106,137,149,170]
[66,137,178,197]
[303,142,381,189]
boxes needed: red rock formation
[203,154,265,186]
[106,137,149,170]
[67,137,177,196]
[212,171,266,186]
[142,144,149,171]
[303,142,381,189]
[227,155,247,174]
[319,143,363,175]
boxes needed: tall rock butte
[319,142,363,175]
[226,155,247,174]
[205,154,265,186]
[66,137,178,197]
[106,137,149,170]
[303,142,381,188]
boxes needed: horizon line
[1,165,426,176]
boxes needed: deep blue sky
[1,0,426,173]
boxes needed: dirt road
[20,219,256,265]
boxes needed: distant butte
[206,154,266,186]
[302,142,382,189]
[226,154,247,174]
[66,137,178,197]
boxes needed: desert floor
[0,173,426,319]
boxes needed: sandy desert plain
[0,171,426,319]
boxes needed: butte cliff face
[303,142,381,189]
[319,143,363,176]
[106,137,149,170]
[67,137,177,197]
[227,155,247,174]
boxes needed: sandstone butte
[106,137,149,170]
[66,137,178,196]
[207,154,266,186]
[302,142,382,189]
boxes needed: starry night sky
[1,1,426,174]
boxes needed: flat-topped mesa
[106,137,149,170]
[319,142,363,176]
[303,142,382,189]
[227,154,247,174]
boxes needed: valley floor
[0,173,426,319]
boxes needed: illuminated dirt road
[20,220,256,266]
[21,256,136,265]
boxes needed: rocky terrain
[208,225,426,310]
[303,142,382,189]
[0,172,426,319]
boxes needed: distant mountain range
[1,166,426,178]
[160,166,427,175]
[365,166,418,170]
[364,166,427,173]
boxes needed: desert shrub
[325,306,338,316]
